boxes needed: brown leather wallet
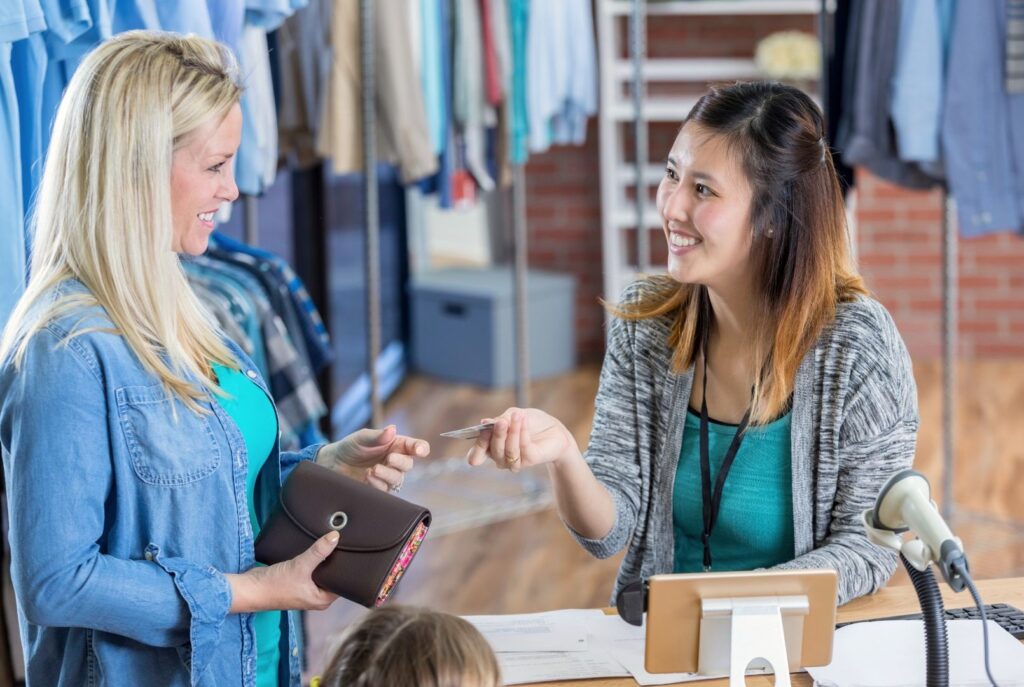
[254,460,431,607]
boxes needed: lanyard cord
[698,343,753,571]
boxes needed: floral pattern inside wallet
[375,520,430,606]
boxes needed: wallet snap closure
[329,511,349,531]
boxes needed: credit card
[439,421,496,439]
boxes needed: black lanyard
[698,347,753,572]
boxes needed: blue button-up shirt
[942,0,1024,237]
[0,280,323,686]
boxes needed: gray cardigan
[572,281,919,606]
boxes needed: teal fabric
[673,409,794,573]
[212,362,281,687]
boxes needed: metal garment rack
[817,0,962,521]
[941,195,956,521]
[360,0,384,426]
[358,3,531,423]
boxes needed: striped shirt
[569,280,919,606]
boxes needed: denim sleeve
[281,442,324,483]
[0,328,231,659]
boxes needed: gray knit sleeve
[566,291,645,559]
[774,300,919,604]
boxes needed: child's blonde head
[319,605,501,687]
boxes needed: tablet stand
[697,595,809,687]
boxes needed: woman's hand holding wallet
[254,461,432,608]
[226,530,341,613]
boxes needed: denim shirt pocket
[116,384,221,486]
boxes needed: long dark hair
[610,81,867,423]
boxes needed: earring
[766,228,775,238]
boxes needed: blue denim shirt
[0,280,324,686]
[942,0,1024,237]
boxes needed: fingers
[354,425,396,448]
[505,411,523,473]
[364,471,391,492]
[488,416,510,468]
[393,434,430,458]
[382,452,415,474]
[298,531,339,570]
[464,409,532,470]
[366,463,405,491]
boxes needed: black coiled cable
[901,552,949,687]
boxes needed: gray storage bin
[410,267,576,386]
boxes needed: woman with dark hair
[467,81,918,605]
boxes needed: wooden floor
[303,359,1024,677]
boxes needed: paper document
[463,609,599,653]
[496,651,631,685]
[807,619,1024,686]
[586,614,772,686]
[469,609,777,686]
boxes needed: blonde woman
[0,32,428,686]
[313,605,502,687]
[469,82,918,606]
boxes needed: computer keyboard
[837,603,1024,639]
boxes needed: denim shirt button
[292,647,299,657]
[245,369,257,380]
[144,551,154,561]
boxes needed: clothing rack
[941,193,956,521]
[360,0,384,426]
[243,195,259,246]
[357,3,533,423]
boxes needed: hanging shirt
[246,0,307,32]
[276,0,331,169]
[507,0,528,165]
[836,0,938,189]
[526,0,597,154]
[942,0,1024,237]
[415,0,455,205]
[890,0,944,165]
[1,42,24,327]
[1,0,46,326]
[453,0,494,190]
[419,0,445,155]
[154,0,213,35]
[207,0,245,55]
[316,0,437,184]
[236,24,278,195]
[550,0,596,148]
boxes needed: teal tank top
[211,363,280,687]
[673,408,794,573]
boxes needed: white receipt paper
[467,609,770,686]
[807,619,1024,686]
[464,610,592,653]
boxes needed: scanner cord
[901,553,949,687]
[953,561,1000,687]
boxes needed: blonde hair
[318,606,502,687]
[0,31,243,411]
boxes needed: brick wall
[856,171,1024,359]
[524,10,1024,362]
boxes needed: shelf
[604,0,820,16]
[612,58,762,83]
[610,95,701,121]
[613,207,664,230]
[616,164,668,186]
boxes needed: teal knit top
[673,408,794,573]
[212,363,281,687]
